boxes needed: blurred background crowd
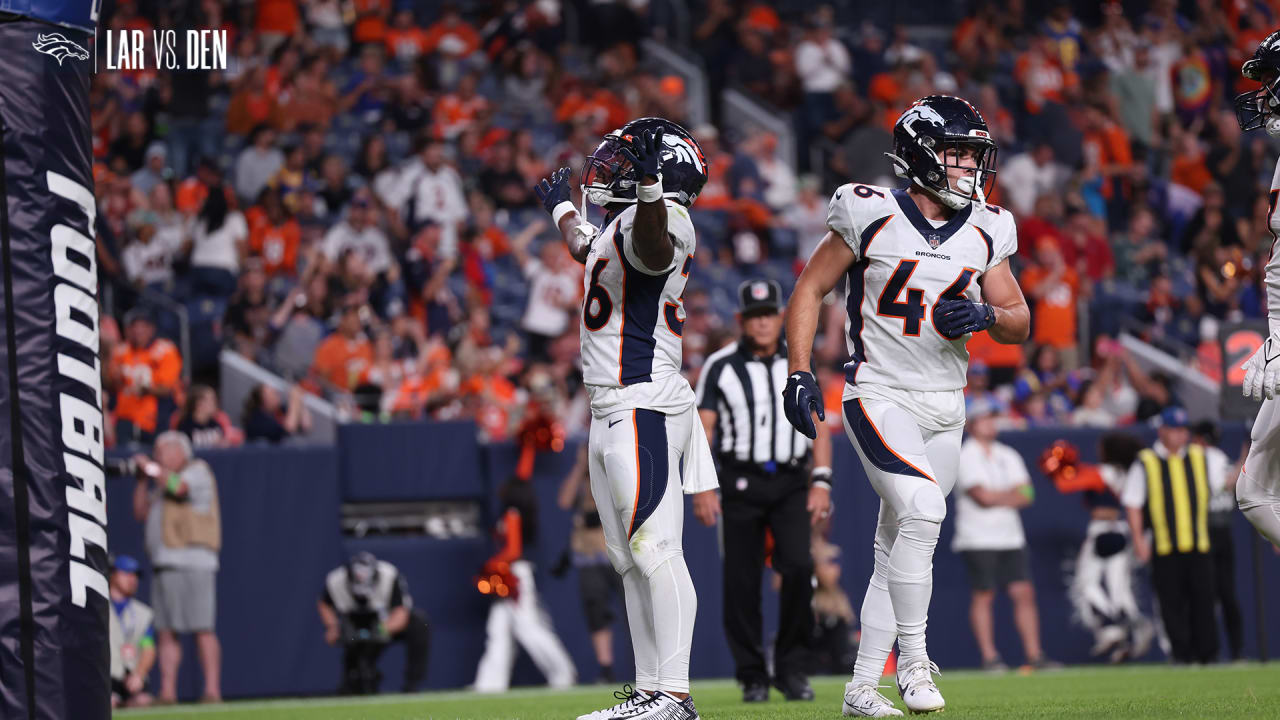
[91,0,1280,450]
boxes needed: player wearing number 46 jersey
[1233,29,1280,549]
[534,117,718,720]
[783,96,1030,717]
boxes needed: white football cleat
[631,691,698,720]
[842,682,904,717]
[576,685,656,720]
[896,660,945,713]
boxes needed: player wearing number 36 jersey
[782,96,1030,717]
[534,117,718,720]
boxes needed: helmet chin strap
[1266,115,1280,138]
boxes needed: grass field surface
[115,664,1280,719]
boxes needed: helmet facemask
[1235,64,1280,136]
[888,135,997,210]
[581,134,637,208]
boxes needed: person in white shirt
[188,183,248,297]
[511,221,580,361]
[781,175,830,261]
[794,15,851,169]
[234,126,284,205]
[996,143,1069,218]
[953,401,1056,672]
[322,191,403,317]
[122,210,182,293]
[322,192,396,277]
[794,20,851,95]
[410,139,468,257]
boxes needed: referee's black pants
[1209,523,1244,659]
[720,467,813,685]
[1150,552,1218,664]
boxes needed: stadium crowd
[91,0,1280,448]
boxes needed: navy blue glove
[933,298,996,339]
[782,371,825,439]
[619,127,665,181]
[534,166,572,215]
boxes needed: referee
[693,279,832,702]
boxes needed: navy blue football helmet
[886,95,997,210]
[1236,29,1280,135]
[581,117,709,208]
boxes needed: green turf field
[115,664,1280,719]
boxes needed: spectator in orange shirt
[385,9,429,64]
[1169,125,1211,195]
[110,309,183,445]
[247,187,301,279]
[311,299,375,393]
[1013,34,1078,113]
[434,72,489,141]
[1081,103,1135,227]
[351,0,391,46]
[423,4,481,60]
[255,0,300,53]
[1021,237,1080,367]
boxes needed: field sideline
[114,664,1280,719]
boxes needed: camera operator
[129,431,222,703]
[109,555,155,709]
[317,552,430,694]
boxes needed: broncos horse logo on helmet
[1236,29,1280,136]
[886,95,998,211]
[31,33,90,65]
[581,117,708,209]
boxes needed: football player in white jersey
[782,96,1030,716]
[1234,30,1280,548]
[534,118,719,720]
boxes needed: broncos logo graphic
[896,104,946,139]
[32,33,89,66]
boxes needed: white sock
[648,555,697,694]
[853,517,898,688]
[853,580,897,687]
[887,516,941,669]
[622,566,659,690]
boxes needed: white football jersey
[1263,158,1280,335]
[827,183,1018,391]
[580,201,698,417]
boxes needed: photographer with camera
[317,552,430,694]
[129,431,222,704]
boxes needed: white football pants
[1240,397,1280,546]
[588,405,701,694]
[842,395,961,685]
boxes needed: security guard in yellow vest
[1121,407,1227,664]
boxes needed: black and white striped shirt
[694,341,812,470]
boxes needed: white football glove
[1242,332,1280,401]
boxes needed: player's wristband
[1018,484,1035,502]
[636,178,664,203]
[165,472,182,495]
[811,466,833,489]
[551,201,576,227]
